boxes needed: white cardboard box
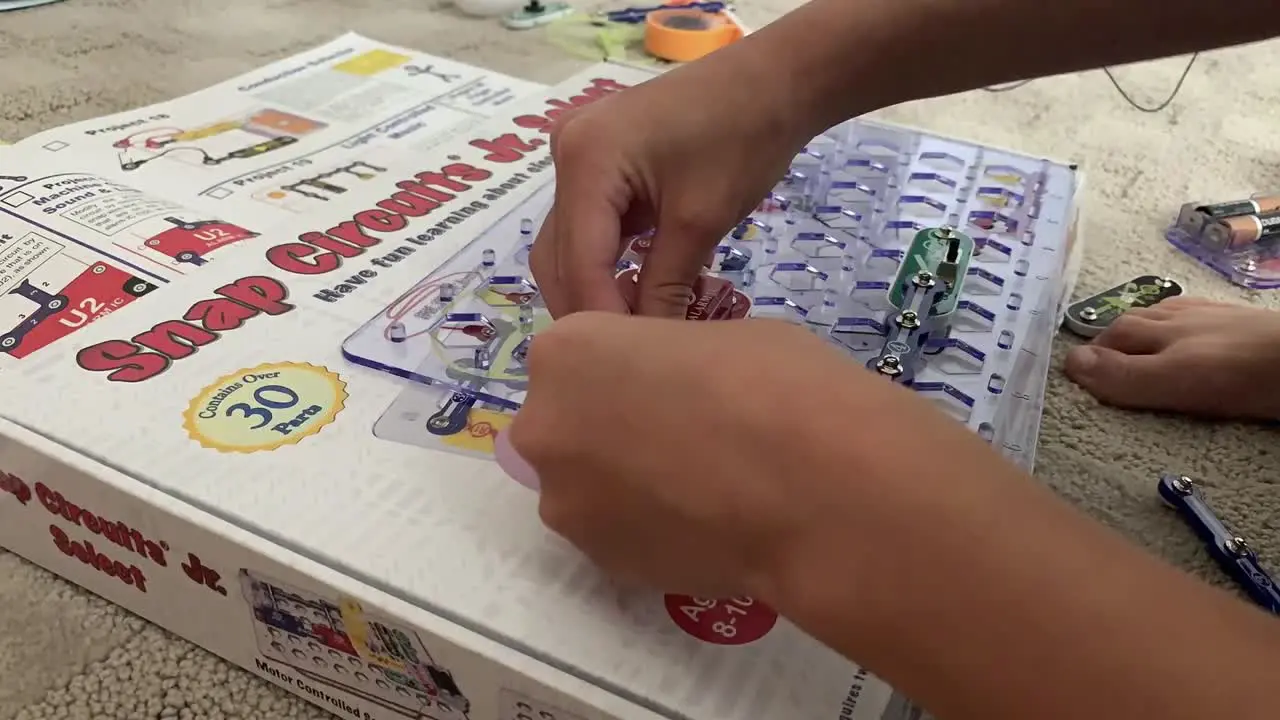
[0,62,914,720]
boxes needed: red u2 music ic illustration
[140,215,259,267]
[0,232,158,359]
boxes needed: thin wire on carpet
[983,53,1199,114]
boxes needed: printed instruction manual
[0,32,542,367]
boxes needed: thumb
[635,217,718,317]
[1065,345,1173,410]
[494,428,540,492]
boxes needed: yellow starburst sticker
[183,362,348,453]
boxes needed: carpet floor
[2,1,1279,718]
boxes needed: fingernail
[1067,346,1097,374]
[495,430,540,492]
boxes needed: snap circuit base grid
[344,117,1081,470]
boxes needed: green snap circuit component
[1063,275,1183,338]
[888,227,974,316]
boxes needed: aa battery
[1176,194,1280,237]
[1197,195,1280,218]
[1203,210,1280,250]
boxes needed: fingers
[636,216,719,317]
[505,337,563,493]
[1065,308,1188,410]
[494,427,540,491]
[506,312,609,472]
[529,122,572,318]
[546,133,631,317]
[553,193,631,315]
[529,209,568,317]
[1064,345,1179,410]
[1121,305,1174,322]
[1155,295,1218,309]
[510,313,618,511]
[1092,314,1174,354]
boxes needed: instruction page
[0,33,542,369]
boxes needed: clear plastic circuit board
[342,119,1081,469]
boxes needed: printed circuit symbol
[403,64,461,82]
[269,161,388,202]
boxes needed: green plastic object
[544,14,648,62]
[502,1,574,29]
[887,227,974,317]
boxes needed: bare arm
[729,0,1280,137]
[730,4,1280,712]
[756,387,1280,720]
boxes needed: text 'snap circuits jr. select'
[343,119,1081,469]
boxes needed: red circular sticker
[664,595,777,646]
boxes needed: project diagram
[252,160,388,213]
[0,233,158,359]
[112,109,327,172]
[241,570,470,720]
[125,215,259,267]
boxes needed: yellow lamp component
[173,121,241,142]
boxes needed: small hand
[505,312,996,599]
[529,50,810,318]
[1065,296,1280,420]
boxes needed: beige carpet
[2,1,1279,718]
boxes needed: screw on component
[512,335,532,364]
[1080,307,1099,322]
[895,310,921,329]
[1158,471,1280,615]
[1225,536,1252,557]
[875,355,903,377]
[719,246,752,272]
[934,226,956,240]
[912,271,936,289]
[1159,277,1176,288]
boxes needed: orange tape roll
[643,9,742,63]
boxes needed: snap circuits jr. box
[0,62,1083,720]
